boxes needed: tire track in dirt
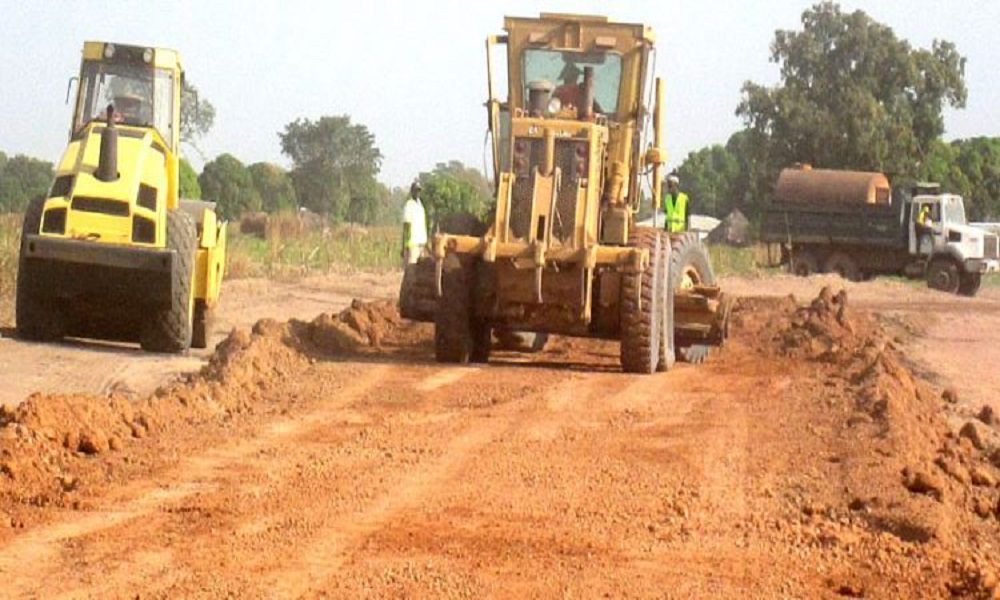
[262,369,581,598]
[0,365,396,597]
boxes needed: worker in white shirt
[401,180,428,265]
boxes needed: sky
[1,0,998,187]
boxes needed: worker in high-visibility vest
[916,203,934,256]
[401,180,428,265]
[662,174,690,233]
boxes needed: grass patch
[225,218,400,280]
[0,214,21,326]
[707,243,782,278]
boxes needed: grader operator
[401,13,729,373]
[15,41,226,352]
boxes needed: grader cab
[15,41,226,352]
[405,13,729,372]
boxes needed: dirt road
[1,273,999,597]
[0,271,400,407]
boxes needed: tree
[249,162,297,213]
[278,115,383,223]
[0,153,54,213]
[417,161,492,230]
[676,144,741,218]
[178,158,202,199]
[198,154,260,219]
[180,81,216,155]
[737,2,966,196]
[922,138,1000,220]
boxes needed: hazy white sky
[1,1,998,186]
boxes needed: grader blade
[675,287,732,347]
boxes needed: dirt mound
[305,299,404,353]
[733,288,1000,596]
[0,299,415,515]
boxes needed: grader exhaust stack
[401,13,730,372]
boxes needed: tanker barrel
[775,167,890,206]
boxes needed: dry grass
[0,214,21,326]
[225,216,400,280]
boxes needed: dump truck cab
[16,41,226,352]
[907,191,999,284]
[422,14,729,372]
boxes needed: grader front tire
[670,233,715,365]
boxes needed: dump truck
[400,13,730,372]
[15,41,226,352]
[761,166,999,296]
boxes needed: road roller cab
[15,41,227,352]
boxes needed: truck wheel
[670,233,714,365]
[434,254,474,363]
[191,300,214,349]
[789,249,820,277]
[823,252,861,282]
[141,210,196,353]
[926,258,960,294]
[620,228,663,374]
[657,240,675,372]
[958,272,982,297]
[15,196,65,342]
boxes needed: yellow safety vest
[663,192,689,233]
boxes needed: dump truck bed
[761,199,907,249]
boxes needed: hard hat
[667,174,680,185]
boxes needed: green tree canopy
[198,153,261,219]
[921,138,1000,220]
[0,152,54,213]
[249,162,298,214]
[278,115,383,223]
[417,161,492,230]
[676,144,742,218]
[737,2,966,189]
[178,158,202,199]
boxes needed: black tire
[470,318,492,363]
[620,228,663,374]
[191,300,214,349]
[958,271,982,297]
[15,197,65,342]
[434,254,473,363]
[926,257,961,294]
[141,210,196,353]
[669,233,714,365]
[823,251,862,282]
[657,239,675,372]
[789,248,820,277]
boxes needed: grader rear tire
[434,254,474,363]
[620,228,664,374]
[141,210,196,353]
[15,196,65,342]
[670,233,714,365]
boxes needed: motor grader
[401,13,729,372]
[15,41,226,352]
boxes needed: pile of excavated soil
[732,288,1000,597]
[304,299,408,353]
[0,300,409,518]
